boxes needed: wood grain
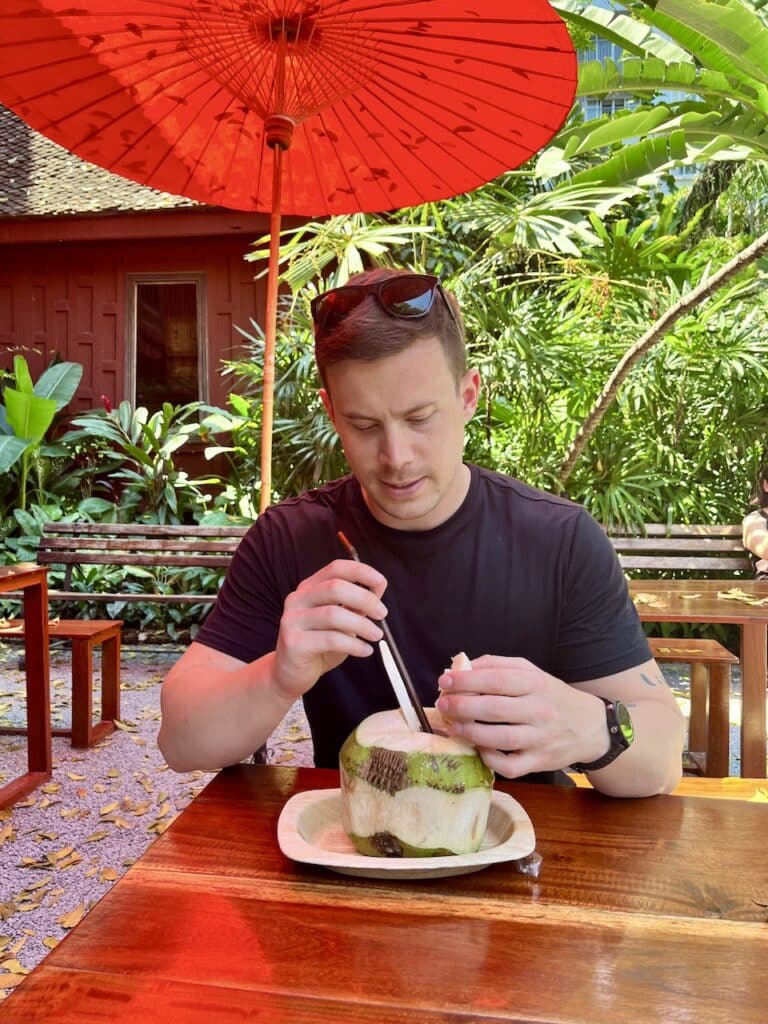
[3,766,766,1024]
[139,767,768,923]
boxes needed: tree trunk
[556,228,768,489]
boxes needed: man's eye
[353,422,377,433]
[408,414,433,426]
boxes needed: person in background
[159,268,684,797]
[741,466,768,579]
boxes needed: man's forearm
[158,648,296,773]
[585,698,685,798]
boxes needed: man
[159,269,684,796]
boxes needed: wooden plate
[277,788,536,880]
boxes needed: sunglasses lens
[312,275,441,335]
[379,277,436,318]
[312,288,365,334]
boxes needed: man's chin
[363,486,441,529]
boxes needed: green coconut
[339,706,494,858]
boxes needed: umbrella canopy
[0,1,577,508]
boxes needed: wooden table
[4,765,767,1023]
[0,564,51,806]
[629,578,768,777]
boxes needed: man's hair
[313,267,466,389]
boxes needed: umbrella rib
[366,50,573,137]
[321,96,462,210]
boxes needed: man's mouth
[380,477,423,495]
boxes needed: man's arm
[436,656,685,798]
[158,558,388,773]
[568,658,685,797]
[159,643,292,773]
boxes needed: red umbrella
[0,1,576,510]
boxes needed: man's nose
[379,426,411,468]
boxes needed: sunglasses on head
[310,273,458,336]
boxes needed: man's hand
[272,558,388,701]
[436,654,609,778]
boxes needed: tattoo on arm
[640,672,663,688]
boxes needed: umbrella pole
[260,144,283,513]
[259,112,293,513]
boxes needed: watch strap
[571,698,632,772]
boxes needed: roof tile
[0,105,201,217]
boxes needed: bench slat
[39,538,241,556]
[37,552,234,568]
[43,522,248,538]
[613,538,745,553]
[617,555,751,571]
[607,523,743,538]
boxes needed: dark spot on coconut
[361,746,408,795]
[371,832,404,857]
[427,781,465,794]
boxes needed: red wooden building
[0,104,280,415]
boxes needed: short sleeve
[553,510,651,682]
[195,519,286,664]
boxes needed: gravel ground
[0,641,757,996]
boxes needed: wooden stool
[0,619,123,748]
[648,637,739,778]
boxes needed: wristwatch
[572,698,634,772]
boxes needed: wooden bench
[607,523,751,576]
[35,521,249,606]
[607,523,751,777]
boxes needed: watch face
[615,701,634,747]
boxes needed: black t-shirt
[197,464,650,770]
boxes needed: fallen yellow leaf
[83,830,110,844]
[57,904,86,929]
[0,959,28,975]
[0,973,25,989]
[113,720,138,733]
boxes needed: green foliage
[551,0,768,184]
[62,400,222,524]
[212,313,347,502]
[0,355,82,512]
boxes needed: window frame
[125,272,209,408]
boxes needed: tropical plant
[552,0,768,184]
[0,354,82,513]
[211,312,347,502]
[61,400,222,524]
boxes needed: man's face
[320,334,479,531]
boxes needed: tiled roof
[0,105,201,217]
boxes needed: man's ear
[319,388,335,424]
[460,368,481,422]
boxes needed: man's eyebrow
[342,401,437,421]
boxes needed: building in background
[0,105,289,417]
